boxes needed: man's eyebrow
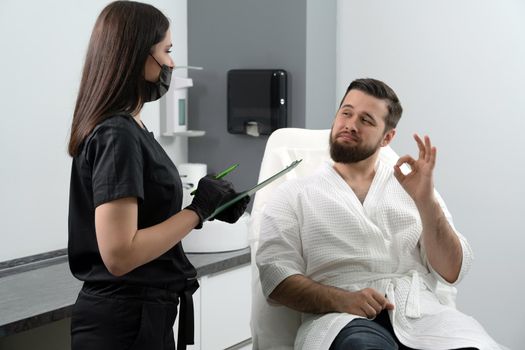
[362,112,376,121]
[341,104,377,121]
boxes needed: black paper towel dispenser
[227,69,287,136]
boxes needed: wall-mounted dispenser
[227,69,287,137]
[160,68,205,137]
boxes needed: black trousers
[71,282,180,350]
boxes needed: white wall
[336,1,525,348]
[0,0,188,261]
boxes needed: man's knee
[336,336,398,350]
[330,319,398,350]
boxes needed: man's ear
[381,128,396,147]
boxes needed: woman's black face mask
[144,54,172,102]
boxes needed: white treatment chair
[249,128,400,350]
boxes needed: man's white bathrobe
[257,160,500,350]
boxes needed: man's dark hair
[339,78,403,131]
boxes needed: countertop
[0,248,251,337]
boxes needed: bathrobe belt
[340,270,425,319]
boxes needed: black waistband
[82,281,178,301]
[82,278,199,350]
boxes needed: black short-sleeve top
[68,114,196,288]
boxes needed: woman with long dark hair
[67,2,248,349]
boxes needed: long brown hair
[68,1,169,157]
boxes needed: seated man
[256,78,500,350]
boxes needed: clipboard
[205,159,302,221]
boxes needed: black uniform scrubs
[68,114,198,350]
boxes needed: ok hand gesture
[393,134,436,206]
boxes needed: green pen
[190,163,239,195]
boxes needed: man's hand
[393,134,436,206]
[269,275,393,318]
[394,134,463,283]
[338,288,395,319]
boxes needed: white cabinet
[200,264,252,349]
[174,264,252,349]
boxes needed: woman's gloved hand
[185,175,236,229]
[215,195,250,223]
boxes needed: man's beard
[329,132,381,164]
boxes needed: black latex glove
[185,175,236,229]
[215,195,251,223]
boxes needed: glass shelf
[162,130,206,137]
